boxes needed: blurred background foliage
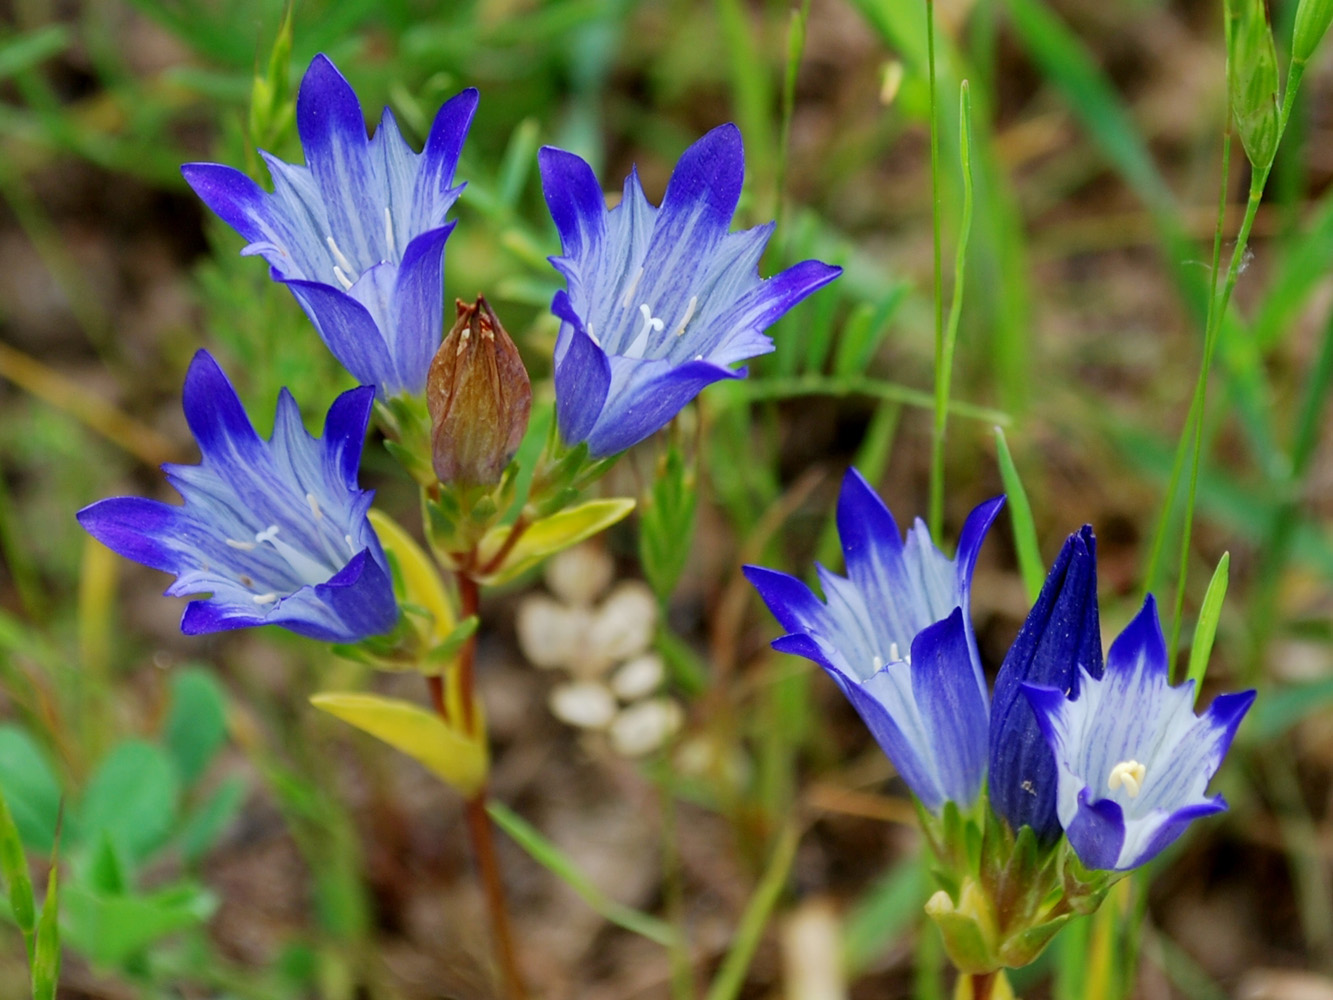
[0,0,1331,997]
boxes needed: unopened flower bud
[427,297,531,488]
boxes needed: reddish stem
[476,517,530,577]
[466,790,527,1000]
[457,575,479,735]
[970,972,997,1000]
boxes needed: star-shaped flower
[538,124,841,456]
[183,55,478,397]
[744,469,1004,811]
[1022,596,1255,871]
[78,350,397,643]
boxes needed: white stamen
[620,266,645,309]
[255,525,281,545]
[326,235,355,274]
[586,323,601,348]
[674,295,698,337]
[306,493,323,520]
[225,538,257,551]
[383,206,396,259]
[888,642,901,662]
[1107,760,1146,798]
[252,592,279,605]
[638,302,665,335]
[332,265,354,291]
[872,655,884,671]
[345,534,357,554]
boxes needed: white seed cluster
[516,544,684,757]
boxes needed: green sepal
[425,615,480,667]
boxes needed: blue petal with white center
[538,124,842,457]
[77,350,397,643]
[988,526,1102,843]
[1021,596,1254,871]
[182,55,478,397]
[743,469,1004,811]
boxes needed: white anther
[332,265,354,291]
[306,493,323,520]
[871,655,884,671]
[674,295,698,337]
[225,538,257,551]
[326,235,355,274]
[252,592,279,605]
[383,206,396,259]
[888,642,901,662]
[345,534,357,554]
[585,323,601,347]
[620,266,645,309]
[1107,760,1146,798]
[255,525,281,545]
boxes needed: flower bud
[1293,0,1333,63]
[427,297,531,488]
[1228,0,1281,170]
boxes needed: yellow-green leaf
[310,692,487,796]
[369,509,455,646]
[474,498,635,585]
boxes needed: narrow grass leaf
[31,860,58,1000]
[705,821,800,1000]
[994,427,1044,601]
[1184,553,1229,695]
[486,801,678,947]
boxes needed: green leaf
[84,833,126,897]
[842,860,928,975]
[164,668,228,786]
[62,882,215,967]
[1184,553,1229,696]
[639,444,698,603]
[0,786,34,936]
[0,726,62,852]
[30,862,58,1000]
[487,801,679,947]
[310,692,488,796]
[994,428,1044,602]
[0,25,69,81]
[79,741,179,863]
[179,776,247,864]
[474,497,636,585]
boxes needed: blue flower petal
[79,350,396,643]
[745,468,999,813]
[989,526,1101,842]
[1022,596,1254,871]
[552,291,612,445]
[541,124,841,456]
[413,88,479,227]
[283,276,392,389]
[910,608,989,806]
[389,222,454,393]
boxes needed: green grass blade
[487,801,678,947]
[995,427,1044,602]
[704,822,800,1000]
[30,857,58,1000]
[929,80,976,537]
[1184,553,1229,696]
[0,787,34,947]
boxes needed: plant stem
[969,971,997,1000]
[429,573,526,999]
[466,790,527,1000]
[926,0,946,538]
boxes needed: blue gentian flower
[77,350,397,643]
[744,469,1004,811]
[538,125,842,457]
[1021,596,1255,871]
[988,527,1102,842]
[183,55,478,398]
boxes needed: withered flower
[427,297,531,488]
